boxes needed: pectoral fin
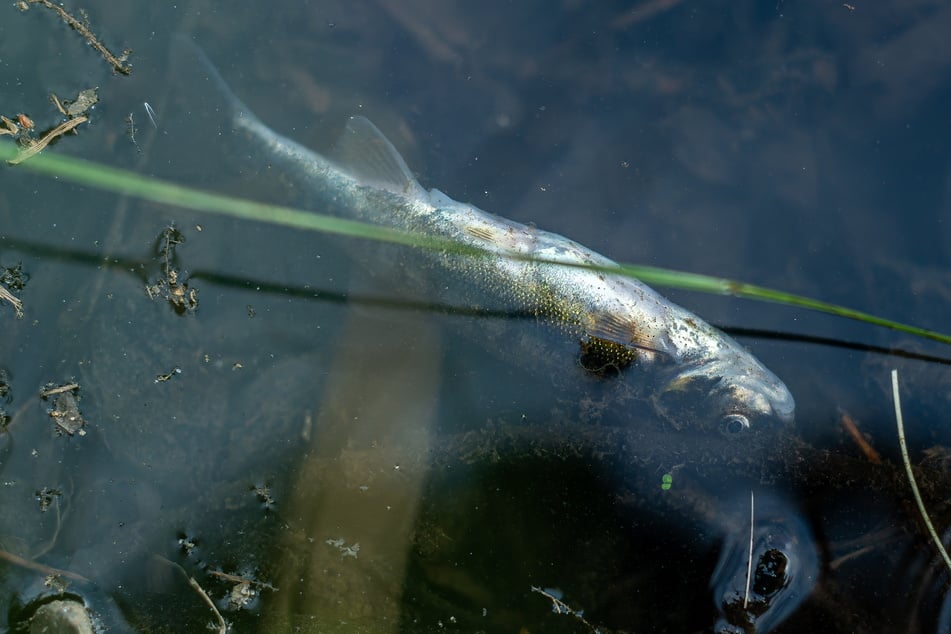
[578,313,672,376]
[586,311,668,357]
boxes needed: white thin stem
[891,369,951,574]
[744,489,754,609]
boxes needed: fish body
[184,41,795,433]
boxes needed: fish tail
[169,33,266,140]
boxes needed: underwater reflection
[710,490,819,634]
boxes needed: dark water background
[2,1,951,632]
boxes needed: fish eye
[720,413,750,436]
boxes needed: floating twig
[0,548,90,583]
[155,556,227,633]
[40,383,79,397]
[188,575,227,633]
[25,0,132,75]
[743,489,754,609]
[207,569,277,591]
[891,368,951,575]
[530,586,598,631]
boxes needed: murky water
[2,1,951,632]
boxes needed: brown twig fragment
[26,0,132,75]
[6,115,87,165]
[155,556,227,633]
[208,569,278,591]
[40,383,79,397]
[0,548,91,583]
[188,576,227,634]
[839,410,882,464]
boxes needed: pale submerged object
[183,40,795,434]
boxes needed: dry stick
[891,369,951,574]
[0,548,90,583]
[155,556,227,633]
[27,0,132,74]
[6,116,87,166]
[743,489,754,609]
[207,569,277,591]
[40,383,79,397]
[188,576,227,634]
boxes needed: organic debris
[189,575,226,634]
[19,0,132,75]
[0,262,28,292]
[207,570,277,611]
[43,573,70,593]
[325,537,360,558]
[5,116,87,166]
[51,88,99,118]
[0,548,90,583]
[3,88,96,166]
[125,112,140,152]
[252,483,276,510]
[41,382,87,436]
[0,372,9,429]
[35,486,63,512]
[146,225,199,314]
[530,586,599,631]
[154,367,182,383]
[0,285,22,317]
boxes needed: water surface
[1,1,951,632]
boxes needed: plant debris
[146,225,199,314]
[19,0,132,75]
[3,85,98,166]
[35,487,63,512]
[41,382,87,436]
[43,574,70,593]
[0,285,22,318]
[207,570,277,611]
[154,367,182,383]
[530,586,599,631]
[2,87,97,165]
[51,88,99,118]
[4,115,88,166]
[325,537,360,558]
[0,262,28,292]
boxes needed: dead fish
[177,37,795,435]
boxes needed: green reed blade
[2,142,949,346]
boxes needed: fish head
[652,352,795,436]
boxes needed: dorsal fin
[331,116,425,198]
